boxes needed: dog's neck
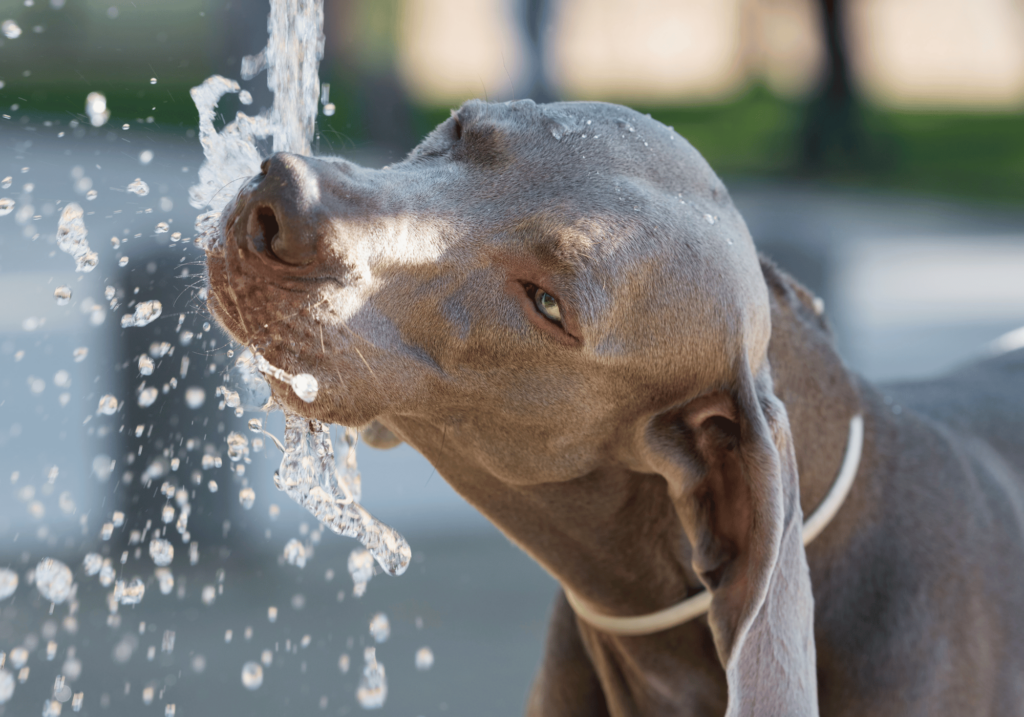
[395,266,861,712]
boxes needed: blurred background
[0,0,1023,715]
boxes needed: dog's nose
[244,154,322,267]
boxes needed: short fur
[205,99,1024,716]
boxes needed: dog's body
[205,99,1024,715]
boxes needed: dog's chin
[265,373,382,428]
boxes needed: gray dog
[205,99,1024,716]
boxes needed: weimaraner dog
[205,100,1024,716]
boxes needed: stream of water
[0,0,418,712]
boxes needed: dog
[206,99,1024,716]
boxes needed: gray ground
[1,127,1022,716]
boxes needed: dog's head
[207,100,816,714]
[208,100,767,477]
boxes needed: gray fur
[205,99,1024,716]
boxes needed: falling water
[0,0,422,712]
[189,0,411,579]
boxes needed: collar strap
[565,413,864,636]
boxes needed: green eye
[535,290,562,323]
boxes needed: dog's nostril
[255,206,279,248]
[252,204,317,266]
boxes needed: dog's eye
[535,290,562,323]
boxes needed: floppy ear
[646,357,817,717]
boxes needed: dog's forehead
[454,100,726,200]
[433,102,769,376]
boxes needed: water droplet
[113,577,145,605]
[154,567,174,595]
[338,653,350,673]
[54,682,72,703]
[137,387,158,407]
[290,373,318,402]
[0,177,10,189]
[138,355,155,376]
[85,91,108,127]
[238,90,253,105]
[35,558,73,603]
[164,704,175,717]
[139,150,154,166]
[154,222,168,234]
[248,418,263,432]
[2,20,23,39]
[0,198,14,216]
[73,347,88,362]
[161,504,175,524]
[149,539,173,567]
[348,548,373,598]
[180,386,206,411]
[100,522,114,540]
[121,300,162,328]
[10,648,28,669]
[239,487,255,510]
[267,605,278,623]
[96,395,118,415]
[0,670,12,704]
[127,178,149,196]
[356,647,387,709]
[322,102,335,116]
[0,569,18,600]
[149,77,157,85]
[98,560,115,587]
[241,661,263,690]
[53,286,71,305]
[704,214,717,225]
[368,613,390,643]
[227,431,249,462]
[56,203,97,273]
[82,553,102,575]
[71,692,82,712]
[283,538,305,568]
[415,646,434,670]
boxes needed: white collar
[565,413,865,636]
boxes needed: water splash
[356,647,387,709]
[415,646,434,671]
[0,569,17,600]
[85,92,109,128]
[34,559,73,604]
[274,414,410,576]
[56,204,98,273]
[241,661,263,690]
[121,300,162,328]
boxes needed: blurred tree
[323,0,415,158]
[801,0,863,169]
[521,0,557,103]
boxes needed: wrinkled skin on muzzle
[206,99,768,488]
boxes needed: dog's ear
[646,357,817,717]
